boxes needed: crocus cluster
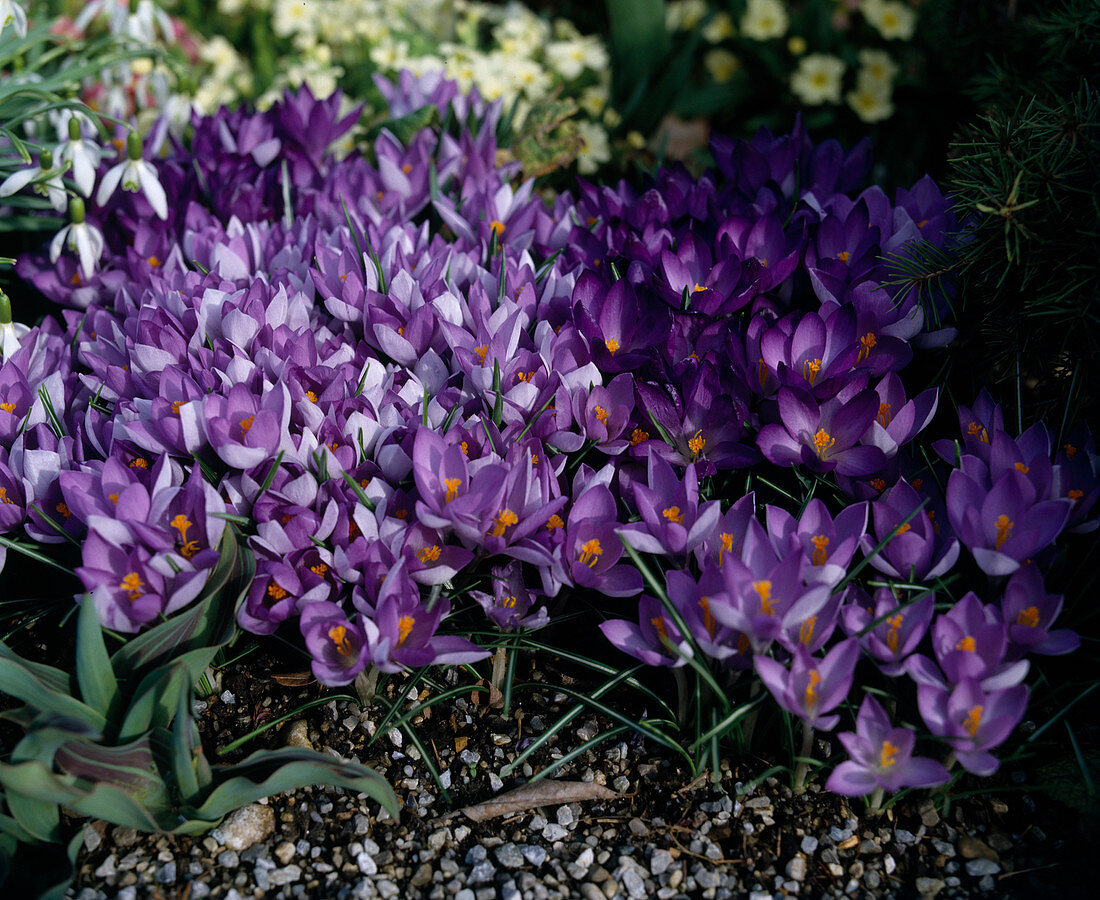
[4,71,1091,796]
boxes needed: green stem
[794,721,814,792]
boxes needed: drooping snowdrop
[0,0,27,39]
[55,116,104,198]
[0,149,68,212]
[96,131,168,219]
[49,197,104,281]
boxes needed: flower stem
[794,721,815,791]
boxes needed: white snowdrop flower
[126,0,176,45]
[0,150,68,213]
[55,116,104,198]
[50,198,105,282]
[546,37,609,81]
[96,132,168,220]
[0,291,30,360]
[0,0,27,39]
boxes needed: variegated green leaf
[75,594,119,721]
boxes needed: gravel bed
[63,658,1090,899]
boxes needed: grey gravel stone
[915,876,946,897]
[621,867,646,899]
[469,860,497,883]
[785,855,807,882]
[649,848,672,875]
[543,823,569,842]
[495,843,525,868]
[155,861,176,883]
[219,803,275,852]
[522,844,547,867]
[965,858,1001,877]
[356,851,378,875]
[557,805,575,827]
[800,835,818,854]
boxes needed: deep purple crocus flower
[600,594,692,668]
[301,601,372,686]
[826,693,950,796]
[946,465,1072,576]
[765,497,868,586]
[842,586,935,676]
[999,565,1079,658]
[618,454,721,557]
[757,385,886,476]
[470,561,549,632]
[917,678,1029,776]
[754,638,860,730]
[862,478,959,583]
[197,381,290,471]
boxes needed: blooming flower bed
[2,66,1094,820]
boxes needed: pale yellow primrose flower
[576,120,611,175]
[790,54,846,105]
[847,79,895,122]
[861,0,917,41]
[857,48,899,85]
[703,12,736,44]
[546,37,609,81]
[741,0,789,41]
[705,49,741,84]
[666,0,707,32]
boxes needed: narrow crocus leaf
[76,593,120,722]
[182,749,399,827]
[117,647,220,741]
[0,644,104,733]
[169,672,204,806]
[2,783,60,843]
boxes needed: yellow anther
[0,402,14,414]
[1069,489,1084,501]
[489,220,505,237]
[813,428,835,458]
[328,624,355,658]
[880,740,899,769]
[967,421,990,443]
[547,513,564,531]
[753,580,774,615]
[663,506,684,525]
[311,563,329,577]
[579,538,603,567]
[630,428,649,445]
[804,669,822,708]
[877,402,892,428]
[963,705,983,737]
[474,344,488,363]
[800,616,817,646]
[650,616,669,642]
[994,514,1013,551]
[146,255,161,267]
[1014,462,1029,474]
[170,514,192,541]
[594,405,608,424]
[267,581,288,601]
[956,635,976,652]
[811,534,829,566]
[239,415,254,434]
[699,596,717,638]
[307,390,318,403]
[120,572,144,602]
[718,532,734,566]
[56,501,71,517]
[490,508,519,538]
[444,477,461,504]
[417,545,441,563]
[837,250,850,263]
[886,614,904,654]
[604,337,620,354]
[857,332,877,362]
[1016,606,1040,628]
[396,615,416,647]
[688,430,705,456]
[803,358,823,386]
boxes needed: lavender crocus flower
[826,694,950,796]
[999,565,1079,658]
[862,479,959,583]
[600,594,692,668]
[842,586,935,676]
[918,678,1029,776]
[618,454,721,557]
[470,562,549,632]
[754,639,860,730]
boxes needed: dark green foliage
[941,1,1100,425]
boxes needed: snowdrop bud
[127,131,143,161]
[69,117,82,141]
[39,149,53,170]
[70,196,86,224]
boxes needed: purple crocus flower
[758,308,858,398]
[757,385,886,476]
[946,466,1072,576]
[301,601,372,686]
[470,561,549,632]
[754,639,860,730]
[600,594,692,668]
[570,273,666,372]
[826,694,950,796]
[999,565,1079,658]
[765,497,868,585]
[550,482,642,597]
[917,678,1029,776]
[862,373,938,460]
[862,478,959,583]
[196,381,291,471]
[1052,426,1100,532]
[618,454,721,557]
[842,586,935,676]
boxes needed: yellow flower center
[1065,443,1078,459]
[267,581,288,601]
[474,344,488,363]
[688,430,705,456]
[604,337,620,354]
[630,428,649,445]
[0,402,14,414]
[1016,606,1040,628]
[547,513,564,531]
[1068,488,1084,501]
[120,572,144,603]
[311,563,328,577]
[803,358,823,386]
[804,669,822,709]
[886,614,904,654]
[956,635,976,652]
[579,538,603,568]
[1014,462,1029,474]
[963,705,983,737]
[146,255,160,267]
[129,457,149,469]
[813,428,835,458]
[328,624,355,659]
[171,514,192,542]
[490,508,519,538]
[489,220,505,237]
[857,332,877,362]
[396,615,415,647]
[171,400,184,416]
[880,740,899,769]
[663,506,684,525]
[651,616,669,642]
[994,514,1014,551]
[699,596,717,639]
[754,580,774,615]
[239,415,254,434]
[718,532,734,566]
[837,250,850,263]
[444,477,461,504]
[877,402,892,428]
[800,616,817,647]
[56,502,71,517]
[417,545,442,563]
[811,534,829,566]
[307,390,318,403]
[594,405,608,424]
[967,421,990,443]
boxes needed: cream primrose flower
[0,0,27,39]
[705,48,741,83]
[857,48,899,85]
[579,85,609,117]
[55,116,104,198]
[703,11,736,43]
[96,132,168,220]
[272,0,317,40]
[790,53,846,105]
[666,0,707,32]
[506,57,553,102]
[0,150,68,213]
[861,0,917,41]
[847,78,894,123]
[576,119,611,175]
[0,291,30,360]
[741,0,789,41]
[50,198,105,281]
[546,37,609,81]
